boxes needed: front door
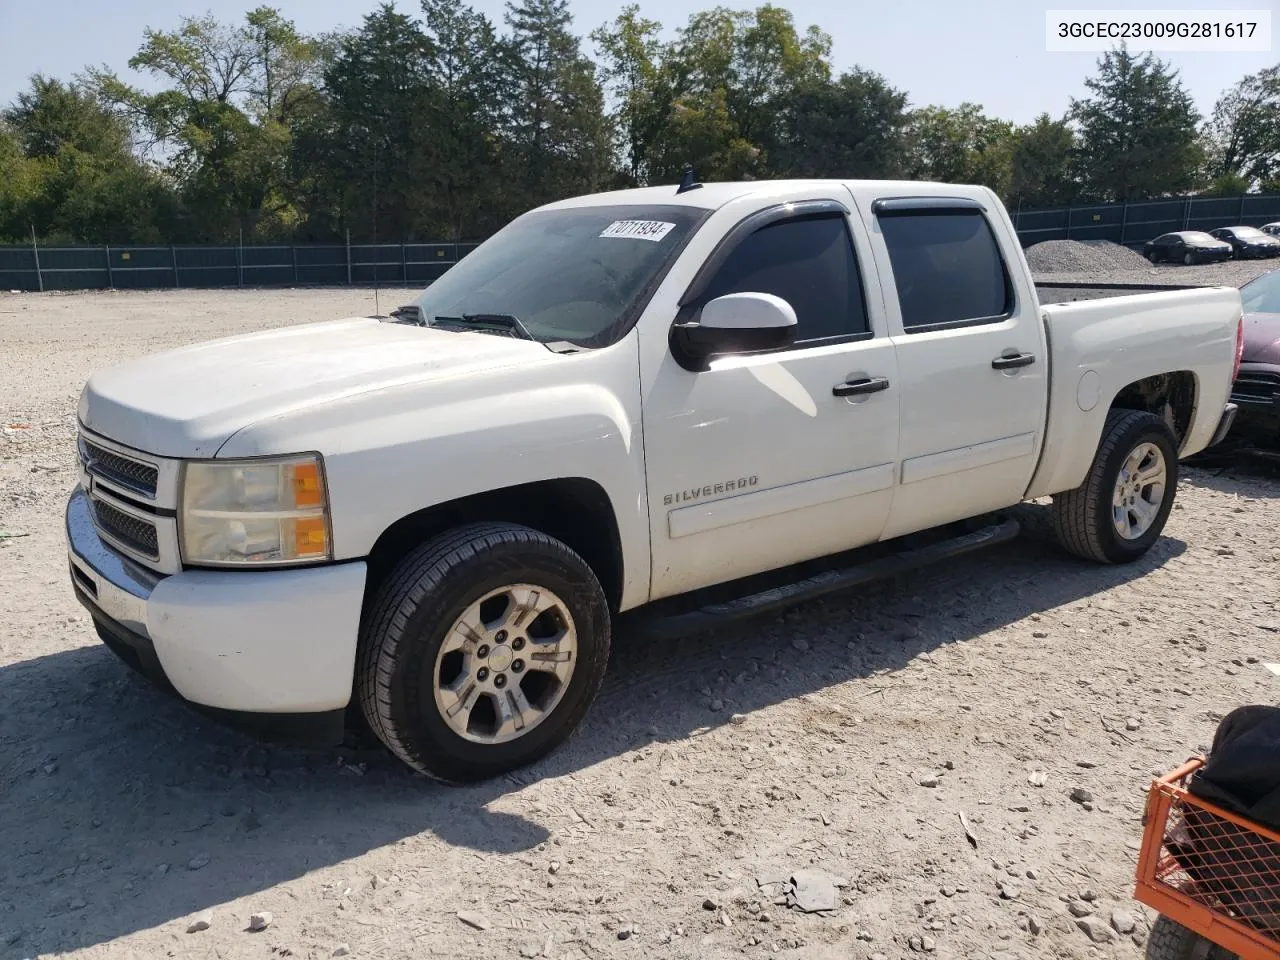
[641,191,901,600]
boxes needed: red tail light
[1231,313,1244,383]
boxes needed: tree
[302,4,432,240]
[1070,45,1202,201]
[903,103,1015,196]
[1204,65,1280,189]
[91,8,319,241]
[591,5,663,184]
[651,5,829,181]
[1009,114,1077,208]
[412,0,510,238]
[0,120,47,242]
[2,76,174,242]
[771,68,909,179]
[502,0,612,205]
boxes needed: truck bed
[1025,285,1243,499]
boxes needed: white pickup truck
[67,178,1244,782]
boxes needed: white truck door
[641,193,900,600]
[850,190,1048,541]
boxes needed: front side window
[697,214,869,343]
[409,204,708,347]
[878,210,1013,332]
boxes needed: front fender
[216,336,650,609]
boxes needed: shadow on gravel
[1183,447,1280,500]
[0,503,1185,955]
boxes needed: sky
[0,0,1276,124]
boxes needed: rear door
[847,189,1048,540]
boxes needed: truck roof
[539,179,992,213]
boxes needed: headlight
[180,454,332,566]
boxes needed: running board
[625,515,1021,642]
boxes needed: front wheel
[357,522,611,783]
[1182,251,1196,266]
[1052,409,1180,564]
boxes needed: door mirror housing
[670,292,798,371]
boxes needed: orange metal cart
[1135,758,1280,960]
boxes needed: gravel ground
[2,288,1279,960]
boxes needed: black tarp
[1190,705,1280,831]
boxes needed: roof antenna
[677,164,703,195]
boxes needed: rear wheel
[1145,915,1236,959]
[1148,250,1160,264]
[1053,409,1180,564]
[357,522,611,783]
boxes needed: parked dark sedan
[1143,231,1234,265]
[1210,225,1280,259]
[1230,268,1280,439]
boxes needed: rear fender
[1026,286,1242,499]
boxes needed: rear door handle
[992,352,1036,370]
[833,377,890,397]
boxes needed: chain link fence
[1014,193,1280,248]
[0,240,481,293]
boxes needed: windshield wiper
[432,313,535,341]
[388,304,426,325]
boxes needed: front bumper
[67,486,366,743]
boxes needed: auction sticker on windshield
[600,220,676,242]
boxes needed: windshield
[1182,232,1216,242]
[1233,226,1266,238]
[409,204,708,347]
[1242,269,1280,314]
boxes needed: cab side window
[878,209,1013,332]
[699,214,871,344]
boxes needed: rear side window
[700,215,870,343]
[878,210,1013,332]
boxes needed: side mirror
[670,292,798,371]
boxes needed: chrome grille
[81,439,158,498]
[91,497,160,560]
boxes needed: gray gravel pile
[1025,239,1150,274]
[1080,239,1152,270]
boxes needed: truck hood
[1243,311,1280,365]
[78,317,551,457]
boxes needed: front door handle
[992,352,1036,370]
[833,377,890,397]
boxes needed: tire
[1183,251,1196,266]
[1146,915,1236,959]
[1052,409,1180,564]
[1148,250,1160,264]
[357,522,611,783]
